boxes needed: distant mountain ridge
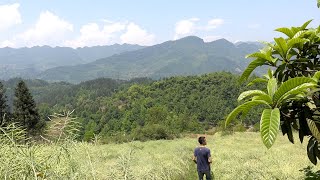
[0,44,144,80]
[39,36,264,83]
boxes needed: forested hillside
[3,72,262,142]
[39,37,263,83]
[0,44,144,80]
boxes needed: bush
[232,123,246,132]
[216,120,247,136]
[132,124,173,141]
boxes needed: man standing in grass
[193,136,212,180]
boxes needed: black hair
[198,136,206,145]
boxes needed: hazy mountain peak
[176,36,204,43]
[209,38,234,46]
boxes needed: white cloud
[0,40,15,48]
[174,18,199,40]
[174,18,225,40]
[120,23,155,45]
[104,22,127,34]
[0,3,21,31]
[15,11,73,47]
[0,9,155,47]
[66,21,154,47]
[206,18,224,30]
[65,22,126,47]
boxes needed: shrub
[132,124,173,141]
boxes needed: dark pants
[197,170,212,180]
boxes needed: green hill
[39,36,263,83]
[14,72,262,141]
[0,44,144,80]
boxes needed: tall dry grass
[0,122,319,180]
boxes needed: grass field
[1,132,319,179]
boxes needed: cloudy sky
[0,0,319,48]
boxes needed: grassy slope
[80,132,320,179]
[210,132,318,179]
[1,132,319,179]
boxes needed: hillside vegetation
[0,44,144,80]
[39,37,262,83]
[1,72,262,142]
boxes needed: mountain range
[0,36,264,83]
[0,44,144,80]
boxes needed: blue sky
[0,0,319,48]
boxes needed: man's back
[193,136,212,180]
[194,146,211,171]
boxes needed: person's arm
[192,149,197,164]
[192,155,197,164]
[208,149,212,164]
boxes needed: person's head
[198,136,207,145]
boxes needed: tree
[225,20,320,164]
[13,80,43,135]
[0,82,9,126]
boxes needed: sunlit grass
[1,132,319,179]
[209,132,319,179]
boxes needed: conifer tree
[13,80,42,135]
[0,82,9,126]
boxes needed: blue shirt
[194,147,211,171]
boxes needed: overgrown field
[1,132,319,179]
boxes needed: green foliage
[0,81,10,126]
[103,72,261,142]
[132,124,173,141]
[7,72,262,142]
[2,72,263,142]
[226,20,320,163]
[260,108,280,149]
[39,36,262,83]
[13,80,44,136]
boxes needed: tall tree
[0,82,9,126]
[13,80,42,135]
[226,20,320,164]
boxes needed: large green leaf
[275,27,294,38]
[313,71,320,82]
[318,0,320,8]
[273,77,316,104]
[225,100,270,127]
[307,137,318,165]
[301,20,313,30]
[260,108,280,149]
[260,41,274,48]
[237,90,268,101]
[293,30,307,39]
[287,38,308,48]
[240,58,267,82]
[274,37,288,60]
[246,52,267,59]
[267,78,277,98]
[247,78,268,86]
[292,27,301,35]
[277,83,316,103]
[252,94,273,105]
[246,47,276,63]
[307,119,320,141]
